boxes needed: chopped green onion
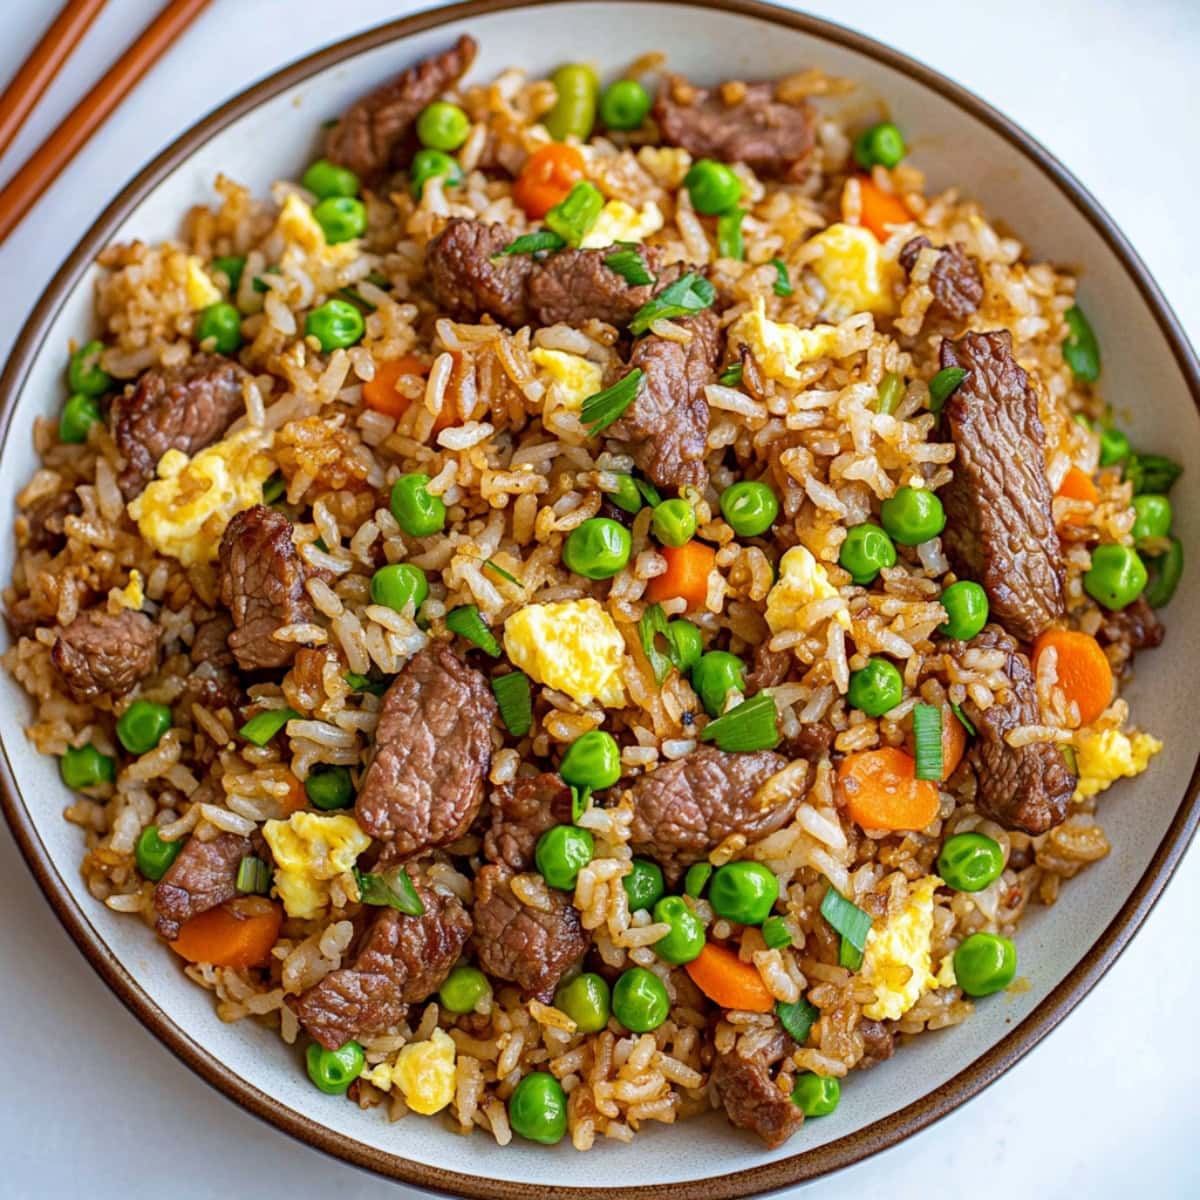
[571,784,592,822]
[262,473,287,504]
[545,181,605,247]
[638,603,673,684]
[700,694,781,753]
[718,362,744,387]
[762,915,792,949]
[1063,304,1101,382]
[235,856,271,895]
[716,208,746,261]
[581,368,644,436]
[355,866,426,916]
[912,703,944,781]
[634,477,662,507]
[874,371,905,416]
[345,672,389,696]
[366,271,391,288]
[239,707,298,746]
[628,272,715,336]
[770,258,793,297]
[1061,743,1079,776]
[950,701,976,737]
[483,558,522,586]
[775,996,818,1043]
[839,938,865,971]
[928,366,966,413]
[337,286,376,312]
[495,229,567,258]
[1125,453,1182,496]
[603,247,655,286]
[445,605,502,656]
[251,265,281,293]
[820,885,872,953]
[492,671,533,737]
[684,862,712,898]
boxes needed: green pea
[938,580,989,641]
[611,966,670,1033]
[439,964,492,1013]
[116,700,172,756]
[416,101,471,151]
[652,498,698,548]
[1083,543,1147,611]
[135,825,182,882]
[67,339,112,396]
[555,972,611,1033]
[306,1040,364,1094]
[791,1072,840,1116]
[666,619,703,673]
[409,148,464,198]
[1144,537,1183,608]
[306,298,365,351]
[953,931,1017,997]
[535,824,595,890]
[937,832,1005,893]
[607,473,643,514]
[847,657,903,717]
[839,522,896,586]
[651,895,706,964]
[622,858,665,913]
[195,302,243,354]
[560,729,621,791]
[508,1071,568,1144]
[60,744,115,790]
[880,486,946,545]
[683,159,742,216]
[1099,426,1130,467]
[692,650,746,718]
[212,255,246,293]
[853,121,906,169]
[543,64,599,142]
[562,517,632,579]
[1131,494,1172,543]
[312,196,366,244]
[389,473,447,538]
[684,862,713,898]
[599,79,651,130]
[720,480,779,538]
[305,765,354,811]
[369,562,428,613]
[301,158,360,200]
[59,394,102,444]
[709,861,779,926]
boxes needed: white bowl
[2,2,1197,1196]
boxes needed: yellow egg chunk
[127,427,275,566]
[1073,728,1162,801]
[764,545,850,634]
[275,192,359,268]
[184,256,223,310]
[725,298,844,385]
[579,200,664,249]
[504,599,627,708]
[112,569,144,611]
[530,348,603,412]
[392,1028,457,1115]
[261,812,371,921]
[861,875,944,1021]
[806,222,901,319]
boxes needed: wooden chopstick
[0,0,212,244]
[0,0,109,162]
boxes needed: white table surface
[1,1,1197,1197]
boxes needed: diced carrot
[279,772,307,816]
[169,897,282,969]
[904,702,968,781]
[362,354,428,419]
[1055,465,1100,526]
[837,747,940,832]
[513,143,586,218]
[1031,628,1112,727]
[644,540,716,611]
[684,942,774,1013]
[854,176,912,242]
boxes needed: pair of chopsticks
[0,0,211,243]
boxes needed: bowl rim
[2,0,1198,1195]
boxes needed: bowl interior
[2,3,1197,1195]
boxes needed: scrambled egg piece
[504,598,627,708]
[579,200,664,250]
[361,1028,456,1115]
[725,297,843,384]
[184,256,223,310]
[261,812,371,921]
[764,546,850,632]
[111,569,144,611]
[636,145,692,188]
[806,222,900,319]
[275,192,359,268]
[861,875,948,1021]
[127,427,275,566]
[1074,728,1162,801]
[530,347,603,412]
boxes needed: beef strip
[654,77,815,178]
[857,1017,895,1068]
[184,613,241,711]
[20,489,81,554]
[527,245,664,327]
[710,1029,804,1149]
[290,879,473,1049]
[482,772,573,871]
[472,863,588,1001]
[111,354,247,499]
[153,832,251,940]
[745,641,792,692]
[627,747,791,881]
[955,625,1076,835]
[939,331,1066,643]
[217,505,315,672]
[324,35,477,181]
[1096,594,1164,655]
[782,720,835,762]
[427,218,534,327]
[355,643,496,855]
[51,607,158,702]
[899,236,984,322]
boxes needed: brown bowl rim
[1,1,1198,1195]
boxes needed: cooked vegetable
[717,207,746,260]
[135,825,182,882]
[908,701,967,781]
[718,362,744,387]
[497,229,567,257]
[560,729,621,791]
[408,147,463,197]
[1125,452,1182,496]
[439,964,492,1014]
[874,370,905,416]
[856,176,912,241]
[775,996,818,1042]
[116,700,171,755]
[771,257,793,297]
[701,694,781,752]
[390,473,446,537]
[684,942,773,1012]
[356,866,426,916]
[169,897,282,968]
[622,858,665,913]
[839,522,896,585]
[305,764,354,811]
[820,886,872,959]
[605,472,644,513]
[603,245,655,285]
[953,931,1017,996]
[644,539,716,609]
[911,703,943,781]
[508,1071,568,1145]
[535,823,595,890]
[544,180,605,246]
[846,658,903,717]
[513,142,586,218]
[312,195,366,244]
[709,861,779,925]
[67,339,113,396]
[362,354,428,418]
[59,394,101,444]
[369,562,429,613]
[837,747,940,832]
[555,972,611,1032]
[543,63,599,142]
[1131,494,1172,543]
[937,832,1005,893]
[651,498,698,549]
[301,158,359,200]
[665,618,704,673]
[1062,304,1100,382]
[692,649,747,717]
[791,1073,840,1116]
[60,743,114,789]
[235,856,271,895]
[305,298,365,350]
[1099,426,1130,467]
[416,101,471,151]
[628,272,715,335]
[239,706,298,747]
[1030,628,1113,727]
[683,158,742,215]
[196,301,243,354]
[612,966,670,1031]
[445,605,502,656]
[720,480,779,538]
[562,516,632,579]
[938,579,989,640]
[761,915,792,949]
[928,366,966,413]
[581,367,644,435]
[1144,537,1183,607]
[1083,543,1147,611]
[599,78,652,130]
[344,672,389,695]
[492,671,532,737]
[638,602,674,684]
[652,896,706,964]
[1056,465,1099,525]
[880,485,946,545]
[306,1039,365,1094]
[853,121,906,169]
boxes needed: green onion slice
[235,856,271,895]
[761,915,792,949]
[239,707,298,746]
[1060,743,1079,776]
[684,862,712,898]
[492,671,533,737]
[928,366,967,413]
[483,557,522,586]
[581,367,643,435]
[603,246,655,286]
[1063,304,1101,382]
[345,672,389,696]
[820,885,872,953]
[700,693,781,753]
[495,229,567,258]
[638,602,673,684]
[912,703,944,781]
[628,272,715,336]
[545,181,605,247]
[874,371,905,416]
[949,701,975,737]
[571,784,592,823]
[839,937,865,971]
[445,604,502,656]
[337,286,376,312]
[717,208,746,261]
[771,258,793,297]
[634,477,662,507]
[365,270,391,288]
[718,362,744,387]
[262,473,287,504]
[355,866,426,916]
[775,996,818,1043]
[251,265,281,293]
[1125,453,1182,496]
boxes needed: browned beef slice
[51,608,158,701]
[857,1017,895,1067]
[154,832,250,940]
[482,772,572,871]
[940,331,1066,642]
[609,309,719,492]
[111,354,247,499]
[958,625,1076,835]
[324,35,477,181]
[710,1030,804,1149]
[217,505,314,672]
[527,245,664,328]
[427,218,534,327]
[20,489,81,554]
[1097,595,1164,655]
[899,236,984,321]
[627,747,791,881]
[782,721,835,762]
[290,882,473,1049]
[355,643,496,854]
[745,642,792,692]
[472,864,588,1001]
[184,614,241,710]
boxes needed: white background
[0,2,1197,1197]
